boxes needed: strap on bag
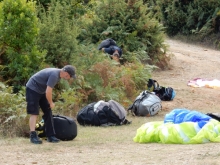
[53,115,74,124]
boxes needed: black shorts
[26,87,50,115]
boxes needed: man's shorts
[26,87,49,115]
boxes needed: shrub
[77,0,169,69]
[159,0,220,42]
[0,0,45,92]
[0,82,28,137]
[37,0,79,68]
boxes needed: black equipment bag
[154,86,176,101]
[53,115,77,141]
[77,100,131,126]
[147,78,160,92]
[147,78,176,101]
[36,115,77,141]
[76,102,100,126]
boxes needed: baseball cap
[113,52,119,58]
[63,65,76,79]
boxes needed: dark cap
[63,65,76,79]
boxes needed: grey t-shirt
[26,68,61,94]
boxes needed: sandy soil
[1,39,220,165]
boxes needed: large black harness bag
[77,100,131,126]
[76,102,100,126]
[36,115,77,141]
[53,115,77,141]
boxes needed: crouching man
[26,65,76,144]
[98,38,123,62]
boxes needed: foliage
[188,0,220,37]
[73,59,152,106]
[159,0,220,40]
[143,0,163,22]
[0,82,28,137]
[0,0,45,92]
[53,87,81,117]
[77,0,169,69]
[50,50,153,114]
[36,0,91,12]
[37,0,79,68]
[36,0,52,8]
[158,0,189,36]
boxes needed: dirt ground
[1,39,220,165]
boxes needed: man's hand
[50,102,55,109]
[46,86,54,109]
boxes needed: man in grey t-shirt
[26,65,76,144]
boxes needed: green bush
[159,0,220,41]
[50,51,154,113]
[188,0,220,36]
[0,82,28,137]
[37,0,79,68]
[159,0,189,35]
[36,0,91,12]
[0,0,45,92]
[77,0,169,69]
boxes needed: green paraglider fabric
[133,119,220,144]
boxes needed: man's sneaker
[30,131,42,144]
[47,136,60,143]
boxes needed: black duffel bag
[36,115,77,141]
[77,100,131,126]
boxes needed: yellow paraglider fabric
[133,119,220,144]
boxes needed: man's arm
[46,86,55,109]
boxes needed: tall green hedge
[0,0,45,92]
[37,0,79,68]
[159,0,220,37]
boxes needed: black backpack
[147,78,176,101]
[154,86,176,101]
[76,102,100,126]
[147,79,160,92]
[36,115,77,141]
[77,100,131,126]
